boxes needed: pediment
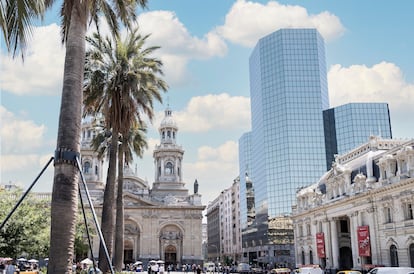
[123,193,157,206]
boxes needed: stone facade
[292,136,414,271]
[81,108,205,266]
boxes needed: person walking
[196,265,202,274]
[5,260,16,274]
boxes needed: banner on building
[357,225,371,257]
[316,232,326,258]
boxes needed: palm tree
[1,0,49,59]
[88,123,148,271]
[83,28,167,272]
[114,124,148,271]
[2,0,149,272]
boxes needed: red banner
[316,232,326,258]
[358,226,371,257]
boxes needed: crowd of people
[0,258,41,274]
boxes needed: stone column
[349,212,360,269]
[366,206,379,265]
[322,219,332,269]
[330,218,339,270]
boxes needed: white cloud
[328,62,414,108]
[138,11,227,58]
[216,0,345,47]
[0,106,48,154]
[172,93,251,132]
[328,62,414,139]
[0,24,65,96]
[184,141,240,203]
[137,11,228,86]
[198,141,239,162]
[0,106,55,188]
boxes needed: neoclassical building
[80,107,205,266]
[292,136,414,271]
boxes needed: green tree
[74,210,96,262]
[1,0,149,272]
[83,28,167,271]
[0,189,50,259]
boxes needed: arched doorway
[159,224,183,265]
[124,240,134,264]
[165,245,177,267]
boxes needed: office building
[249,28,328,220]
[242,28,329,267]
[323,102,392,169]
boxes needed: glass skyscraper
[323,102,392,169]
[249,28,329,221]
[239,28,394,267]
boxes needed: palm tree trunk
[114,143,125,271]
[99,129,118,273]
[48,0,87,273]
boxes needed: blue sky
[1,0,414,206]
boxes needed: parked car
[297,266,323,274]
[237,263,252,274]
[368,267,414,274]
[271,268,291,274]
[252,267,264,274]
[337,270,362,274]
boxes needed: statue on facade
[194,179,199,194]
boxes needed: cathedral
[80,107,205,266]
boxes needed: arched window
[309,250,313,264]
[95,165,98,175]
[301,250,305,265]
[165,162,174,175]
[390,244,399,266]
[83,161,91,174]
[409,243,414,267]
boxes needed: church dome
[160,107,177,130]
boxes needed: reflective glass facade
[323,102,392,169]
[238,132,252,230]
[249,29,329,220]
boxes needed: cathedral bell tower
[151,107,189,198]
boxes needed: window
[301,250,305,265]
[404,203,414,220]
[410,243,414,267]
[165,162,174,175]
[306,224,311,235]
[309,250,313,264]
[390,244,399,267]
[83,161,91,174]
[385,207,393,223]
[340,220,349,232]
